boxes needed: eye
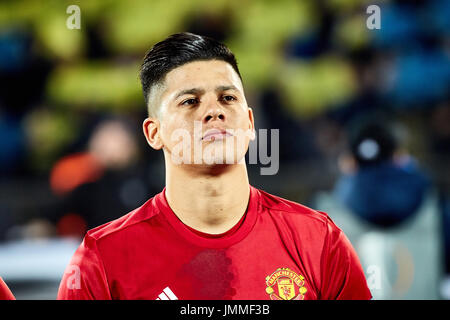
[221,95,237,102]
[181,98,199,106]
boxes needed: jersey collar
[155,185,260,248]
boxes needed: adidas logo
[156,287,178,300]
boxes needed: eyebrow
[173,85,240,101]
[173,88,205,101]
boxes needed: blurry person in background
[334,119,429,228]
[50,116,160,238]
[57,32,371,300]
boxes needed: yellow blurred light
[102,0,192,54]
[23,108,79,172]
[47,62,142,110]
[233,0,316,49]
[34,11,86,61]
[333,14,370,50]
[278,56,357,118]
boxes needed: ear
[143,117,163,150]
[248,107,256,141]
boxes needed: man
[335,120,428,227]
[57,32,371,300]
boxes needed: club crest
[265,268,307,300]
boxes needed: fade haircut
[139,32,242,117]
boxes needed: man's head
[140,32,242,118]
[140,32,255,168]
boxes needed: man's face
[144,60,255,167]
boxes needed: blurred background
[0,0,449,299]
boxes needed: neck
[164,161,251,234]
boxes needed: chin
[202,150,247,166]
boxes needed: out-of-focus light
[333,14,370,51]
[278,55,357,118]
[46,62,142,110]
[23,108,79,172]
[34,7,86,61]
[50,152,103,196]
[358,138,380,160]
[101,0,191,54]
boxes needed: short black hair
[139,32,242,116]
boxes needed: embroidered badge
[265,268,307,300]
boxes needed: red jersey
[0,277,15,300]
[57,186,371,300]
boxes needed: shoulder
[85,193,161,243]
[255,187,343,239]
[257,188,331,224]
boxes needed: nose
[202,103,226,124]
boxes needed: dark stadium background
[0,0,449,299]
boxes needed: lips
[202,128,233,141]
